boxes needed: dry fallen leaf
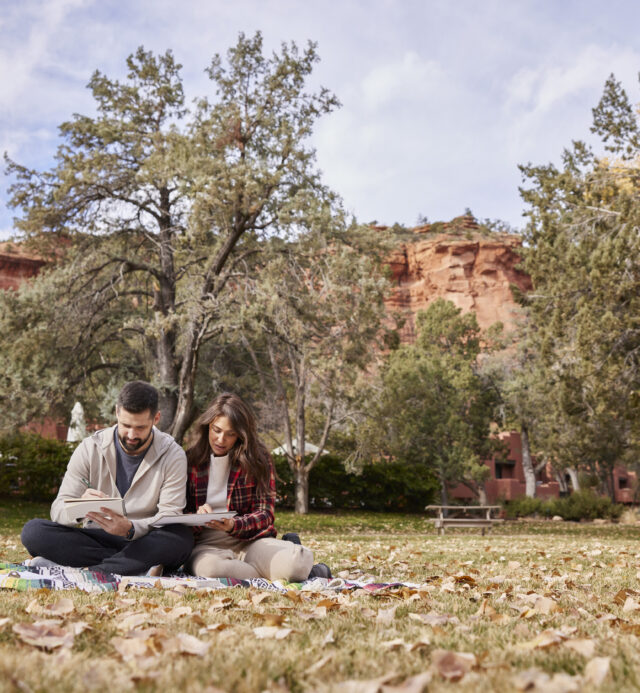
[563,638,595,658]
[162,605,193,620]
[533,596,560,615]
[305,653,333,674]
[409,611,454,627]
[26,597,75,616]
[322,628,335,646]
[475,599,496,617]
[253,626,295,640]
[431,649,476,681]
[376,606,398,625]
[513,668,550,691]
[250,592,271,606]
[316,598,340,612]
[208,597,233,611]
[202,623,233,632]
[381,638,406,651]
[13,621,75,650]
[116,612,149,631]
[512,668,580,692]
[515,629,567,651]
[333,673,398,693]
[622,597,640,613]
[583,657,610,686]
[381,671,432,693]
[174,632,210,656]
[284,590,304,604]
[254,613,286,626]
[112,635,152,660]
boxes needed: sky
[2,0,640,239]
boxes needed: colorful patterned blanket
[0,562,411,593]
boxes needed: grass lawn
[0,501,639,691]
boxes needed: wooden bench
[425,505,503,535]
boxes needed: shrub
[504,489,624,521]
[0,432,73,501]
[274,454,438,512]
[502,496,545,519]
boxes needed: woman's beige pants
[185,529,314,581]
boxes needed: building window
[495,460,516,479]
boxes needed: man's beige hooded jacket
[51,425,186,539]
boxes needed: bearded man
[21,381,193,575]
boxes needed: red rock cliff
[2,225,531,346]
[386,225,531,343]
[0,242,44,290]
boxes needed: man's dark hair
[116,381,159,416]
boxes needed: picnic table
[425,505,503,535]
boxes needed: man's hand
[85,509,132,537]
[81,488,108,500]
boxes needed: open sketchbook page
[151,512,236,527]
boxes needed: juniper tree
[363,299,500,505]
[519,73,640,496]
[2,33,341,439]
[238,220,391,513]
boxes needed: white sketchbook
[151,512,236,527]
[64,497,125,523]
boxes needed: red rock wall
[0,243,44,290]
[386,232,532,343]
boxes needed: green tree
[363,299,500,505]
[519,73,640,496]
[239,221,391,513]
[481,338,554,498]
[2,33,339,439]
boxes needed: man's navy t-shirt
[114,430,151,497]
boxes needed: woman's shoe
[307,562,332,580]
[282,532,302,545]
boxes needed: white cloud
[360,52,446,110]
[0,0,90,106]
[503,43,640,160]
[4,0,640,235]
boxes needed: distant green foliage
[519,73,640,495]
[504,490,624,521]
[274,454,438,512]
[360,299,500,504]
[0,433,72,501]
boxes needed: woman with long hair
[184,392,315,581]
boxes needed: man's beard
[119,429,153,453]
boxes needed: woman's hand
[205,517,235,532]
[197,504,234,532]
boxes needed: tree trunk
[439,476,449,510]
[169,382,194,444]
[565,467,580,492]
[607,467,616,502]
[294,466,309,514]
[155,200,179,431]
[521,423,537,498]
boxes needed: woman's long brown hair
[185,392,272,497]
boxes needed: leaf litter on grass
[1,524,639,690]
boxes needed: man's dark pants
[21,519,194,575]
